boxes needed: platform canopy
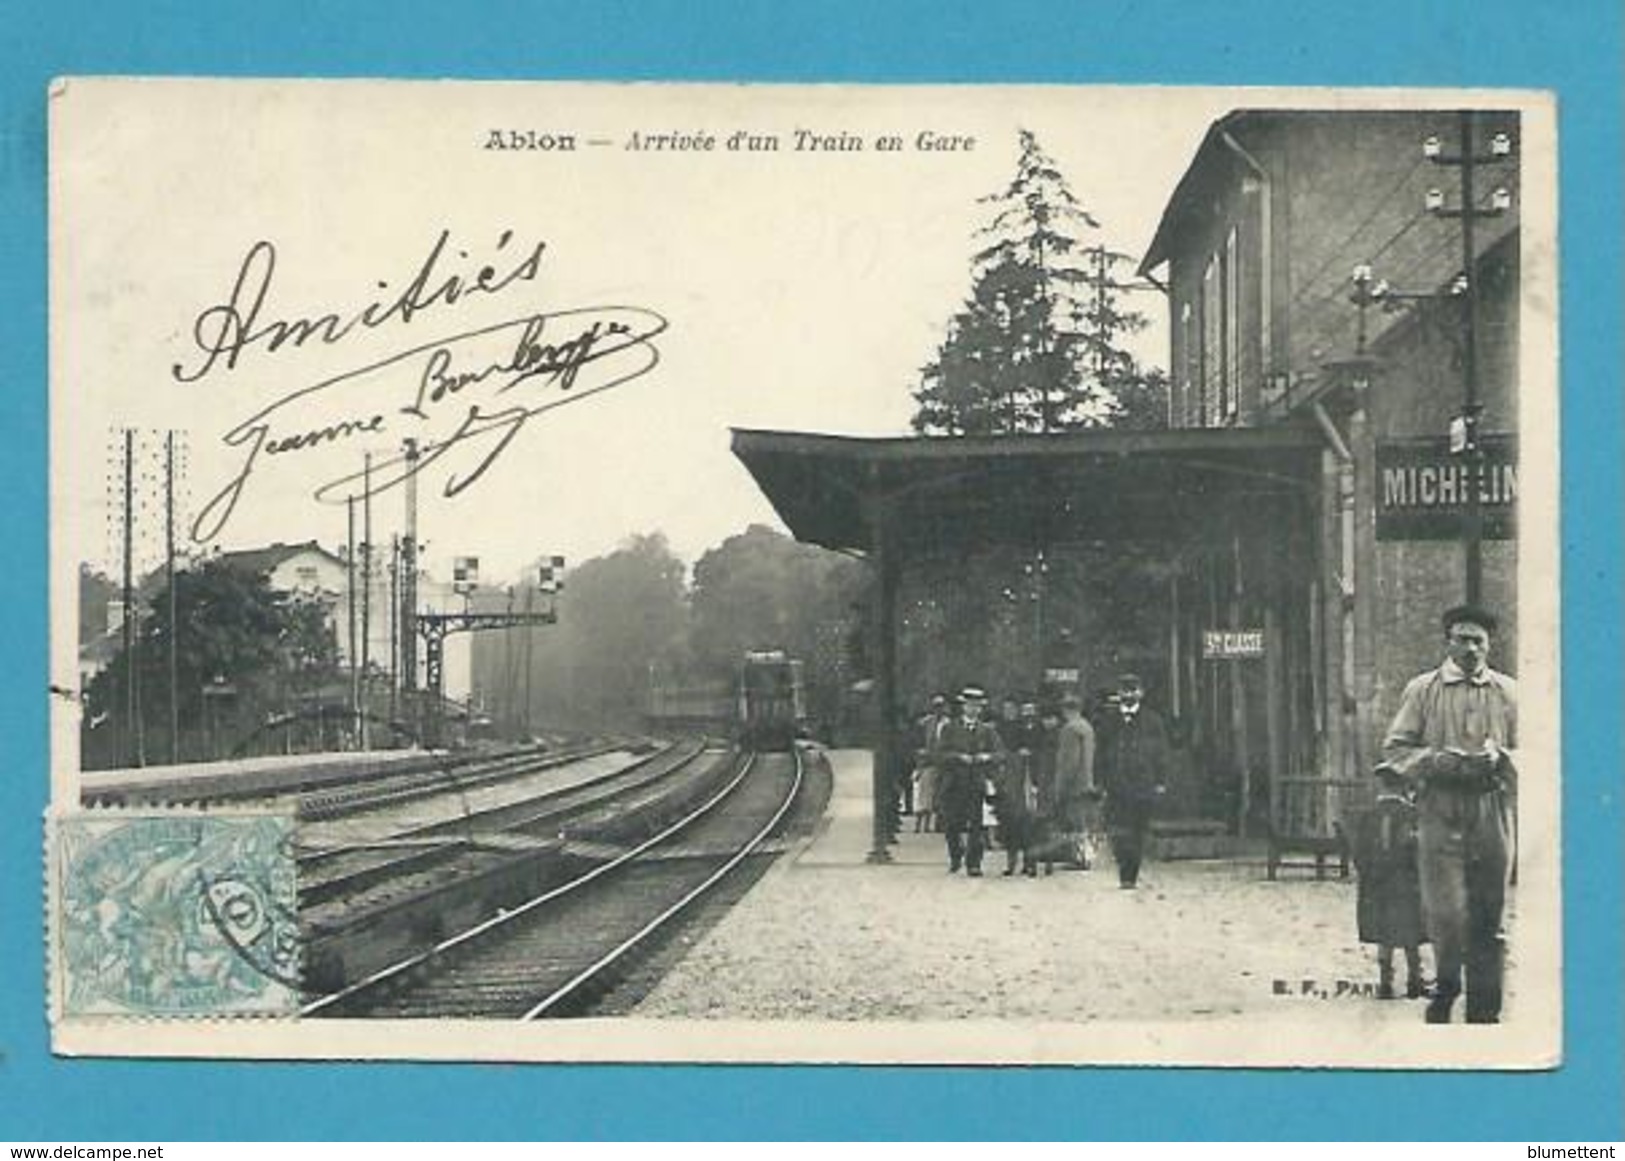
[731,426,1325,556]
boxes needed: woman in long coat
[1030,694,1096,873]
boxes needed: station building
[735,108,1522,855]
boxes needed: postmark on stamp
[52,812,300,1017]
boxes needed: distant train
[645,650,806,751]
[737,649,805,752]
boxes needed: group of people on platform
[905,672,1170,888]
[896,601,1516,1026]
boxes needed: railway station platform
[79,748,437,805]
[635,747,1523,1041]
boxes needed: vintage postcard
[48,79,1558,1065]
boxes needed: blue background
[2,0,1619,1141]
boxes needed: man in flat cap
[932,684,1005,877]
[1382,604,1517,1024]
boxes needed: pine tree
[913,130,1168,435]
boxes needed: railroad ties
[83,735,808,1018]
[290,743,804,1018]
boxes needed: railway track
[80,736,614,810]
[303,746,803,1019]
[297,738,708,911]
[297,737,629,821]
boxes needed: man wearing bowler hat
[1382,604,1517,1024]
[1099,673,1170,889]
[932,684,1005,877]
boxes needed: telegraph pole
[1089,245,1111,381]
[1081,245,1162,409]
[360,452,373,749]
[347,495,359,749]
[121,428,136,768]
[1456,111,1483,606]
[109,427,185,766]
[1426,113,1514,606]
[1034,229,1052,434]
[164,431,179,764]
[500,587,517,731]
[521,583,535,740]
[388,533,400,727]
[400,438,420,724]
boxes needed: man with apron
[1382,605,1517,1024]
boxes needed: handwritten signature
[178,233,669,543]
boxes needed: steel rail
[521,745,804,1019]
[296,738,692,866]
[299,738,627,820]
[296,738,706,911]
[300,743,749,1016]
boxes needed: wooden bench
[1148,817,1254,861]
[1265,776,1368,880]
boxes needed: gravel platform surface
[635,749,1519,1027]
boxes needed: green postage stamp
[52,812,300,1018]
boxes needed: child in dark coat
[1350,764,1429,999]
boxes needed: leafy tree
[508,533,689,732]
[688,524,868,738]
[896,131,1181,729]
[471,526,867,740]
[81,557,342,768]
[1105,364,1171,430]
[895,540,1179,714]
[912,130,1169,435]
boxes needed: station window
[1224,226,1240,420]
[1202,254,1222,426]
[1200,228,1242,426]
[1179,301,1197,427]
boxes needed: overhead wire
[1291,226,1464,361]
[1283,153,1429,316]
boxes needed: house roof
[214,540,345,576]
[1141,108,1523,280]
[1139,111,1257,276]
[731,425,1322,556]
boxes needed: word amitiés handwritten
[179,231,668,543]
[172,229,546,382]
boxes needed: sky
[53,81,1242,590]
